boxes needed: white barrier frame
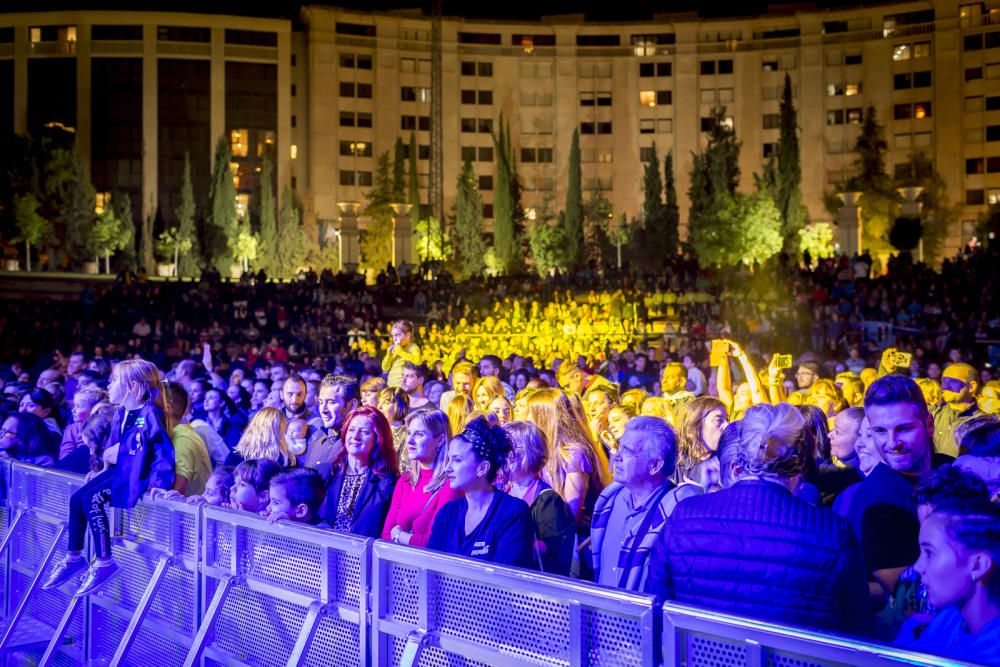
[662,602,981,667]
[371,539,659,667]
[0,464,982,667]
[187,503,372,667]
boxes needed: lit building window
[95,192,111,214]
[639,90,656,107]
[230,161,240,189]
[231,129,249,158]
[290,144,298,160]
[525,207,537,221]
[845,83,860,96]
[30,28,41,43]
[893,44,910,61]
[235,194,250,219]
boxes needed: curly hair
[676,396,727,472]
[733,403,807,480]
[236,407,292,465]
[455,416,512,484]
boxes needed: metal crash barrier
[186,504,370,667]
[0,463,977,667]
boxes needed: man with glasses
[931,363,983,456]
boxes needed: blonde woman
[525,388,610,527]
[472,375,505,411]
[229,407,294,467]
[382,410,461,546]
[360,377,386,408]
[378,387,410,470]
[445,394,475,440]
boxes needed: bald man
[930,363,983,457]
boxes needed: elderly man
[590,416,701,591]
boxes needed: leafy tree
[392,136,406,201]
[407,131,420,212]
[41,147,95,269]
[361,152,394,271]
[528,215,569,276]
[902,152,959,265]
[662,150,680,257]
[583,188,614,266]
[257,158,278,276]
[12,193,48,271]
[90,207,132,273]
[691,191,783,269]
[110,191,137,270]
[846,106,898,258]
[233,217,258,274]
[688,107,741,238]
[492,117,518,273]
[414,216,450,264]
[176,152,200,277]
[451,159,488,279]
[979,202,1000,250]
[564,128,584,269]
[154,226,192,276]
[798,223,836,267]
[276,185,308,275]
[208,136,238,273]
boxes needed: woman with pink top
[382,409,461,546]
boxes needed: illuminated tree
[414,216,450,263]
[12,193,48,271]
[175,153,200,277]
[208,136,238,273]
[276,185,308,274]
[232,217,258,274]
[798,222,836,267]
[361,152,394,271]
[848,106,898,258]
[392,136,406,201]
[528,214,569,276]
[564,128,583,269]
[688,107,741,251]
[691,191,782,269]
[452,159,487,279]
[257,158,278,276]
[111,191,137,270]
[90,207,132,273]
[492,116,518,273]
[41,146,95,269]
[155,225,192,276]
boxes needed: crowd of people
[0,246,998,663]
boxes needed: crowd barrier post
[0,458,12,623]
[0,463,86,664]
[661,602,980,667]
[186,504,371,667]
[371,540,658,667]
[80,496,203,666]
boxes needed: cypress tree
[392,136,406,201]
[452,158,487,278]
[111,190,137,270]
[663,150,680,257]
[492,115,517,273]
[564,128,584,269]
[277,185,307,273]
[361,152,394,271]
[207,135,238,273]
[407,131,420,212]
[776,74,807,251]
[176,152,199,277]
[257,157,277,276]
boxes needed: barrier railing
[187,504,370,667]
[661,603,974,667]
[371,540,658,667]
[0,463,976,667]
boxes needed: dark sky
[2,0,884,22]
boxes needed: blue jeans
[67,468,114,559]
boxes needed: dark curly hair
[456,415,512,483]
[914,464,990,513]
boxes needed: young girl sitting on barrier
[42,359,175,597]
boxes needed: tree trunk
[174,246,179,277]
[25,240,31,272]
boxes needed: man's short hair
[402,361,426,380]
[556,360,582,380]
[584,378,620,405]
[479,355,502,371]
[864,374,928,419]
[271,467,326,517]
[624,416,677,477]
[284,374,307,390]
[450,361,477,379]
[320,374,360,401]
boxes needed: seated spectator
[266,467,327,526]
[54,402,114,475]
[202,388,245,453]
[59,386,106,460]
[302,374,357,471]
[324,406,398,536]
[378,387,409,469]
[0,411,59,466]
[504,421,576,576]
[186,468,233,507]
[895,497,1000,664]
[428,416,535,568]
[646,404,872,636]
[360,377,386,408]
[19,387,62,435]
[446,394,475,438]
[593,417,701,591]
[953,416,1000,501]
[163,382,213,497]
[487,396,513,426]
[382,409,461,547]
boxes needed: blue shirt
[428,491,535,569]
[896,605,1000,665]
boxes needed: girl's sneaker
[74,560,120,597]
[40,556,88,590]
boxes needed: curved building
[0,1,992,261]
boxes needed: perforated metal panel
[303,613,365,667]
[244,526,325,598]
[581,607,646,666]
[385,562,420,625]
[768,652,847,667]
[685,633,748,667]
[210,584,306,664]
[390,634,492,667]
